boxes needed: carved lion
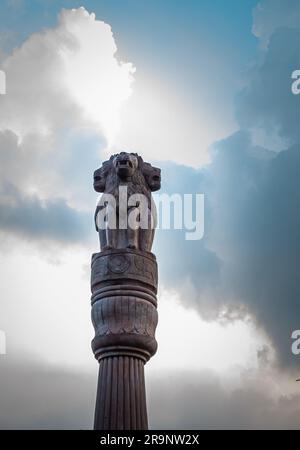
[93,152,161,252]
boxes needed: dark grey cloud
[206,133,300,368]
[153,161,222,317]
[0,354,96,429]
[237,27,300,144]
[157,131,300,370]
[1,353,300,429]
[0,182,91,243]
[148,370,300,429]
[154,2,300,369]
[252,0,300,47]
[0,129,99,245]
[203,7,300,368]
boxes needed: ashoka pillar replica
[91,152,161,430]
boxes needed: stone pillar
[91,248,158,430]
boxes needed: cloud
[114,76,233,167]
[0,182,90,243]
[252,0,300,47]
[0,352,300,429]
[153,161,222,318]
[0,354,96,429]
[148,369,300,429]
[204,132,300,368]
[0,7,135,244]
[202,1,300,368]
[1,6,135,141]
[237,27,300,148]
[152,0,300,370]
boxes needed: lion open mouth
[116,160,133,168]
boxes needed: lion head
[93,152,161,196]
[113,152,139,179]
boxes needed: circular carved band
[91,249,158,294]
[91,284,157,307]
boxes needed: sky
[0,0,300,429]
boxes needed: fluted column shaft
[94,356,147,430]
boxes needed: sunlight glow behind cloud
[60,7,135,147]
